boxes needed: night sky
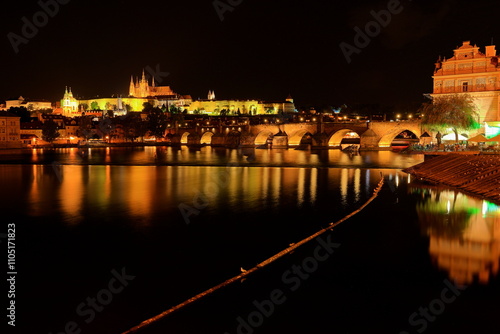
[2,0,499,107]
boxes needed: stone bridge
[165,121,423,150]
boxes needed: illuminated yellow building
[4,96,52,111]
[81,96,149,114]
[188,92,295,115]
[61,87,80,117]
[432,41,500,135]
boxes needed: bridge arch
[378,129,419,148]
[200,131,214,144]
[180,132,190,144]
[328,129,361,147]
[254,130,274,146]
[289,129,314,146]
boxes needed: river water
[0,147,498,334]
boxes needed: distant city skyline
[2,0,499,106]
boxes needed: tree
[90,101,100,110]
[142,102,154,112]
[169,104,179,113]
[9,106,31,122]
[77,116,95,140]
[41,119,60,143]
[146,107,167,139]
[121,113,146,142]
[420,94,480,143]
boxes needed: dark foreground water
[0,148,498,334]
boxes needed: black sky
[1,0,499,107]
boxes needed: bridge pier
[170,134,182,146]
[311,133,330,149]
[211,133,226,147]
[187,133,201,146]
[272,134,288,148]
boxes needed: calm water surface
[0,148,498,334]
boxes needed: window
[462,82,469,92]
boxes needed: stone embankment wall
[403,154,500,203]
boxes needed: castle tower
[208,90,215,100]
[139,69,149,97]
[129,76,135,96]
[286,94,294,103]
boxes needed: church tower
[139,69,149,97]
[61,87,78,117]
[208,90,215,100]
[129,76,135,96]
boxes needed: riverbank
[403,154,500,203]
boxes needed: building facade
[188,92,295,115]
[4,96,52,111]
[432,41,500,130]
[0,111,21,148]
[61,87,80,117]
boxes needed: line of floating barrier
[120,175,385,334]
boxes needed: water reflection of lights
[298,168,305,207]
[413,187,500,285]
[354,168,360,202]
[340,168,348,205]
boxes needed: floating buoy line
[120,175,385,334]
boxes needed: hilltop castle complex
[52,70,295,118]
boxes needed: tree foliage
[420,94,480,142]
[77,116,95,140]
[9,106,31,122]
[146,107,167,139]
[120,113,147,142]
[90,101,100,110]
[41,120,60,143]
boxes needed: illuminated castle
[129,70,176,98]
